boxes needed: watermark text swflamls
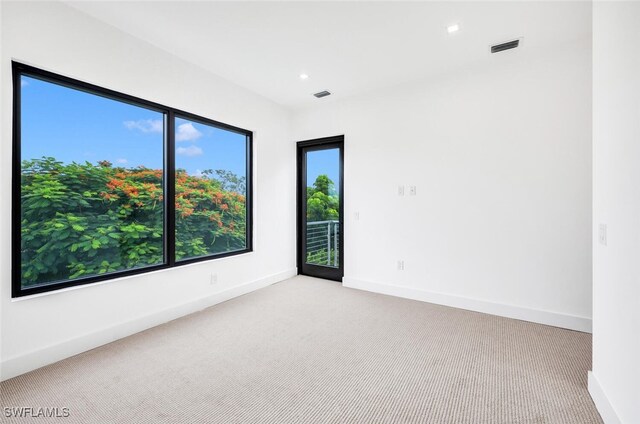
[3,407,70,418]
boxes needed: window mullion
[167,111,176,267]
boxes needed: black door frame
[296,135,344,282]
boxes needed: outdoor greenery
[306,174,339,221]
[21,157,246,287]
[306,247,338,266]
[306,174,339,266]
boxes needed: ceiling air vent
[313,90,331,98]
[491,39,520,54]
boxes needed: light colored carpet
[1,276,602,424]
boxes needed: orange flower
[122,185,139,197]
[100,192,120,201]
[106,179,124,190]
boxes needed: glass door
[297,136,344,281]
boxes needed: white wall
[590,2,640,423]
[292,37,593,332]
[0,0,599,386]
[0,1,296,380]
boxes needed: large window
[174,116,249,261]
[12,63,252,297]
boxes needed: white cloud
[124,119,163,134]
[21,79,29,87]
[176,145,203,157]
[116,158,128,164]
[176,122,203,142]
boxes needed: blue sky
[174,117,247,179]
[306,148,340,191]
[21,75,247,179]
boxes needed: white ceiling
[67,1,591,109]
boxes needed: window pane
[174,117,248,261]
[20,75,165,289]
[305,148,340,267]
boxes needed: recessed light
[299,73,309,80]
[447,24,460,34]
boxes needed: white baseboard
[588,371,622,424]
[342,277,592,333]
[1,268,296,382]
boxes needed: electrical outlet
[409,186,417,196]
[397,260,404,271]
[398,185,405,196]
[210,273,218,285]
[599,224,607,246]
[354,211,360,220]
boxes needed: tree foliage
[20,158,246,287]
[306,174,339,221]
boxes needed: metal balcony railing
[306,220,339,267]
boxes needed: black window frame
[11,62,253,298]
